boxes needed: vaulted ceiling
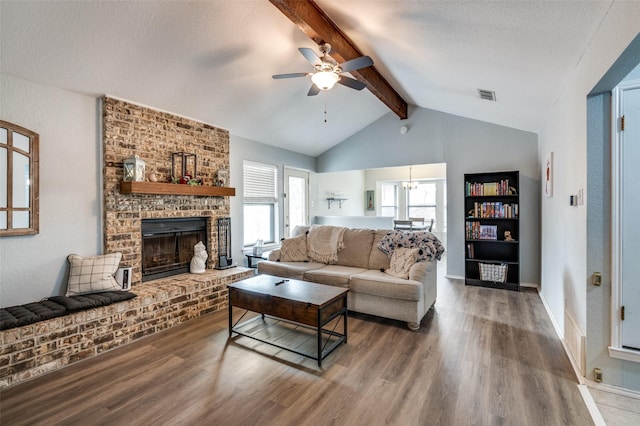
[0,1,613,156]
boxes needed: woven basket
[479,263,508,283]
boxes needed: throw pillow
[280,234,309,262]
[386,247,420,279]
[66,253,123,296]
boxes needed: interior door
[621,84,640,350]
[284,168,309,238]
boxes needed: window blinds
[243,161,277,203]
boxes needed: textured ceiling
[0,1,612,156]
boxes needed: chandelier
[402,166,418,190]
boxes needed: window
[405,179,446,232]
[408,182,437,228]
[243,161,278,246]
[0,121,39,236]
[380,183,398,217]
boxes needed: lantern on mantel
[123,155,146,182]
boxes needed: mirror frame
[0,120,39,236]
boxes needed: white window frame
[380,182,398,218]
[406,179,446,232]
[243,160,278,247]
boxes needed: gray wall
[229,135,316,266]
[318,106,540,286]
[1,74,101,306]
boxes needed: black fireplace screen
[141,217,207,281]
[216,217,233,269]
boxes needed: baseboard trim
[538,289,564,339]
[445,274,464,282]
[586,380,640,399]
[537,289,586,384]
[565,309,586,377]
[578,384,606,426]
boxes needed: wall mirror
[0,120,39,236]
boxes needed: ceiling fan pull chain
[324,93,328,123]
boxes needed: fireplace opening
[141,217,208,281]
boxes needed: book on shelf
[467,243,475,259]
[469,201,518,218]
[465,179,515,196]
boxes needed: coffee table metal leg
[344,294,348,343]
[317,310,322,367]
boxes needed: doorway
[284,167,309,238]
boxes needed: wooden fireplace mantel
[119,181,235,197]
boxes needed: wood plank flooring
[0,271,593,425]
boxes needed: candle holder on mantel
[123,154,146,182]
[171,152,197,183]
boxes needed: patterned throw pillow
[280,234,309,262]
[66,253,123,296]
[386,247,420,279]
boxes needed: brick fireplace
[103,97,231,286]
[0,98,254,389]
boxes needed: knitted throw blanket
[307,225,346,264]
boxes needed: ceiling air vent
[478,89,496,101]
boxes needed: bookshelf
[464,171,520,291]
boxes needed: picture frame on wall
[545,152,554,197]
[366,190,375,211]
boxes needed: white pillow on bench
[66,253,123,296]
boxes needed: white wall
[538,2,640,390]
[0,75,101,306]
[317,106,539,285]
[315,170,364,216]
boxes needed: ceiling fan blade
[307,84,321,96]
[338,76,367,91]
[299,47,321,66]
[339,56,373,72]
[272,72,309,79]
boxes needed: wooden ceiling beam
[269,0,408,119]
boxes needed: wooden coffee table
[228,274,348,366]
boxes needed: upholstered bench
[0,291,136,331]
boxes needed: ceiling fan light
[311,71,339,90]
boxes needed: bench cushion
[0,291,136,330]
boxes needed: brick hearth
[0,268,253,389]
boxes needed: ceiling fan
[272,43,373,96]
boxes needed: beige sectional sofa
[257,225,439,330]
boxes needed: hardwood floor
[1,269,593,425]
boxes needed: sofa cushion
[336,228,374,268]
[369,229,391,270]
[280,234,309,262]
[66,252,123,296]
[257,260,325,280]
[386,247,420,279]
[304,265,368,288]
[349,270,423,302]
